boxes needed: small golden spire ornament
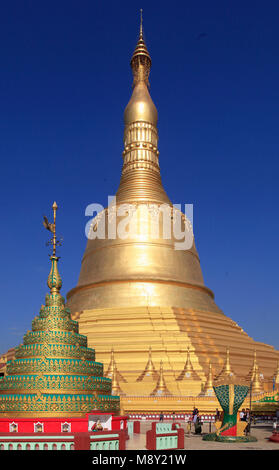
[176,347,200,381]
[105,348,115,377]
[105,348,127,382]
[111,360,125,396]
[215,348,235,383]
[202,362,215,396]
[136,346,159,381]
[247,350,264,394]
[247,350,258,382]
[150,361,172,396]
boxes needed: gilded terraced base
[70,305,279,411]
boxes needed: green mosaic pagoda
[0,202,120,417]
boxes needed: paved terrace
[126,421,279,450]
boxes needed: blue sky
[0,0,278,354]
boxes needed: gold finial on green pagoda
[43,201,59,257]
[43,201,62,294]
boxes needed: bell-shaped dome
[124,81,158,126]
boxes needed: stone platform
[126,421,279,450]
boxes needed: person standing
[186,417,192,437]
[239,409,245,421]
[246,408,250,422]
[194,413,202,434]
[159,412,164,422]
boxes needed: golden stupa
[66,14,279,412]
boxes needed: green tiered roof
[0,202,120,417]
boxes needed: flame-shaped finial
[130,9,152,87]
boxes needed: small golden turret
[150,361,172,396]
[247,350,258,383]
[176,347,200,381]
[105,348,115,377]
[111,360,125,396]
[215,348,235,383]
[105,349,127,382]
[247,351,264,394]
[202,362,215,396]
[136,346,158,381]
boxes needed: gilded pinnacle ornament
[43,201,63,259]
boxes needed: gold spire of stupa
[116,9,169,204]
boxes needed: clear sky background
[0,0,278,354]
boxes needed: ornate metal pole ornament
[43,202,63,294]
[43,201,63,258]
